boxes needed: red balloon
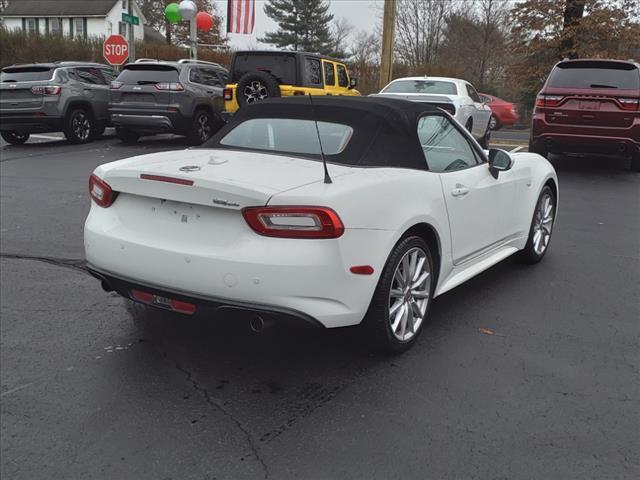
[196,12,214,31]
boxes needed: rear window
[548,62,640,89]
[231,53,297,84]
[116,65,180,85]
[220,118,353,156]
[1,67,54,82]
[382,80,457,95]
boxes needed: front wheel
[64,108,94,144]
[361,236,434,353]
[1,131,30,145]
[520,185,556,264]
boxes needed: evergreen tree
[261,0,334,55]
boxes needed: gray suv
[109,59,227,145]
[0,62,118,144]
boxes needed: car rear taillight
[223,88,233,101]
[155,82,184,91]
[242,206,344,239]
[110,81,123,90]
[535,95,564,108]
[89,174,116,208]
[30,85,61,95]
[619,98,639,111]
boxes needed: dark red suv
[529,59,640,171]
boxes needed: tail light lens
[619,98,639,111]
[155,82,184,91]
[110,81,123,90]
[89,174,116,208]
[223,88,233,101]
[535,95,564,108]
[31,85,61,95]
[242,206,344,239]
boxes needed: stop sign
[103,35,129,65]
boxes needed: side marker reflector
[350,265,374,275]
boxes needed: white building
[1,0,147,41]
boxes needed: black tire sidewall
[236,71,281,108]
[521,185,555,263]
[188,109,213,145]
[362,235,435,353]
[115,128,140,143]
[65,108,94,144]
[1,131,29,145]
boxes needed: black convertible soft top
[205,96,444,170]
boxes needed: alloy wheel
[388,247,431,342]
[244,81,268,103]
[72,112,91,141]
[532,191,554,255]
[197,113,211,142]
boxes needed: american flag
[227,0,255,34]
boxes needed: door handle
[451,186,469,197]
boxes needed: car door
[465,83,491,138]
[418,114,516,265]
[198,67,225,111]
[75,67,111,122]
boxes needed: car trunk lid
[0,66,54,110]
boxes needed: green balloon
[165,3,182,23]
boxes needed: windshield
[382,80,457,95]
[219,118,353,156]
[548,62,640,89]
[116,66,180,85]
[1,67,54,82]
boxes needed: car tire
[64,108,94,144]
[236,71,281,108]
[361,236,435,354]
[478,125,491,149]
[115,128,140,144]
[489,115,500,130]
[1,131,30,145]
[520,185,556,264]
[631,152,640,172]
[528,139,548,159]
[187,109,214,145]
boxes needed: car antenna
[308,94,332,184]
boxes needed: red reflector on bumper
[130,289,196,315]
[350,265,374,275]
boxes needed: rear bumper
[531,113,640,155]
[87,265,324,328]
[0,113,64,133]
[110,109,188,133]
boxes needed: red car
[529,59,640,171]
[479,93,519,130]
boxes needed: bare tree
[331,16,355,58]
[394,0,456,66]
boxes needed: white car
[375,76,493,148]
[85,97,558,353]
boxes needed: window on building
[26,18,37,35]
[74,18,85,38]
[50,18,62,35]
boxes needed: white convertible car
[376,76,493,148]
[85,97,558,352]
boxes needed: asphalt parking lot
[1,132,638,480]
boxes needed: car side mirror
[488,148,513,178]
[349,77,358,89]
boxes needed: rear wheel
[236,71,281,108]
[529,139,548,159]
[187,109,213,145]
[1,131,30,145]
[116,128,140,144]
[520,185,556,264]
[361,236,434,353]
[64,108,94,144]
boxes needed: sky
[212,0,383,49]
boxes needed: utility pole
[190,19,197,60]
[127,0,136,62]
[379,0,396,90]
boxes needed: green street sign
[122,13,139,25]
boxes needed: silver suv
[109,59,228,145]
[0,62,118,144]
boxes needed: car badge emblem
[179,165,200,172]
[133,86,141,90]
[9,84,17,88]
